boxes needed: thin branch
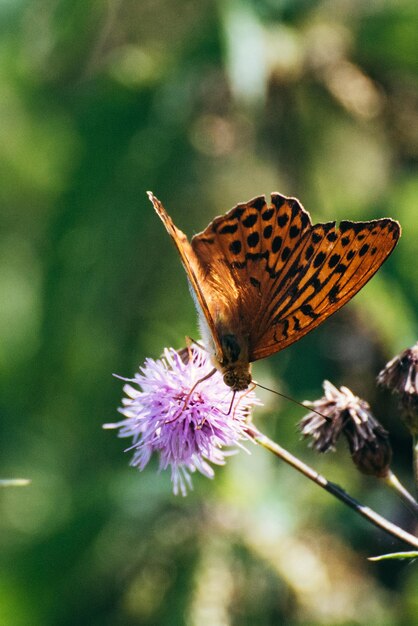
[383,470,418,517]
[248,426,418,550]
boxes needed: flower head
[377,342,418,434]
[104,346,261,495]
[300,381,392,477]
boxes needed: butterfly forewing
[147,192,224,359]
[250,214,400,360]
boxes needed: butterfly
[148,192,400,391]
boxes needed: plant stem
[414,434,418,491]
[248,426,418,549]
[383,470,418,517]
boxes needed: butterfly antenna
[254,381,331,422]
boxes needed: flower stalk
[383,470,418,517]
[248,425,418,549]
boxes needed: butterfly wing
[147,192,224,359]
[191,192,400,362]
[191,194,312,357]
[249,196,401,360]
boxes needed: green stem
[383,470,418,517]
[248,426,418,550]
[414,434,418,491]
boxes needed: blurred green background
[0,1,417,624]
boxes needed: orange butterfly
[148,192,400,391]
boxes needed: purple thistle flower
[104,346,261,496]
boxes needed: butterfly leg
[186,336,207,351]
[177,337,207,365]
[196,390,237,430]
[165,367,217,424]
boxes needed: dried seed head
[301,381,392,477]
[378,342,418,434]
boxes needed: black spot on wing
[339,221,364,235]
[272,236,282,253]
[247,232,259,248]
[328,253,341,268]
[231,207,245,220]
[250,196,266,211]
[290,200,300,218]
[219,223,238,235]
[262,208,274,221]
[310,276,322,291]
[293,315,301,331]
[282,319,289,338]
[313,251,326,268]
[229,240,242,254]
[271,194,285,210]
[243,213,258,228]
[300,212,310,229]
[250,276,261,290]
[277,213,289,227]
[300,303,320,319]
[328,285,339,303]
[281,246,291,261]
[305,245,314,260]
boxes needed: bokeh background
[0,1,417,624]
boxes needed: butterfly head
[222,366,252,391]
[219,333,252,391]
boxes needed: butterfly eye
[223,371,235,387]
